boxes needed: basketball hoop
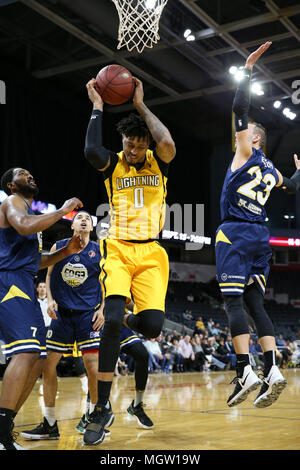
[111,0,168,54]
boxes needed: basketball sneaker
[20,417,60,440]
[253,365,287,408]
[127,401,154,428]
[76,413,110,436]
[227,364,262,407]
[83,402,114,446]
[0,431,27,450]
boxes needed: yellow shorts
[99,239,169,313]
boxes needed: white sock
[134,391,144,407]
[89,403,96,415]
[80,375,88,386]
[44,407,56,426]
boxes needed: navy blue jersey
[0,200,42,275]
[50,239,102,310]
[220,148,279,223]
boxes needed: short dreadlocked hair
[1,168,18,195]
[116,113,150,141]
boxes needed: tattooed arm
[133,77,176,163]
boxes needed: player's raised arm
[132,77,176,163]
[84,79,114,172]
[40,234,84,270]
[276,153,300,192]
[232,42,272,170]
[4,195,83,236]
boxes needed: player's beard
[15,181,39,198]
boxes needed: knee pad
[127,310,164,339]
[224,295,249,338]
[244,284,275,338]
[125,341,149,363]
[102,295,126,340]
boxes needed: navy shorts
[46,306,100,354]
[215,221,271,296]
[0,271,47,359]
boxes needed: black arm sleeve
[84,110,116,170]
[232,68,252,132]
[280,170,300,194]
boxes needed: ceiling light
[273,100,281,109]
[229,66,238,75]
[186,34,195,41]
[184,29,191,38]
[234,70,245,81]
[145,0,156,9]
[251,82,264,95]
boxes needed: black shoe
[20,417,60,440]
[0,431,26,450]
[127,401,154,428]
[76,413,90,434]
[83,403,114,446]
[76,413,110,436]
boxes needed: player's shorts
[46,306,100,354]
[0,270,47,359]
[99,239,169,313]
[215,221,271,296]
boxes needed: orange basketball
[95,64,135,105]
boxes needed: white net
[111,0,168,54]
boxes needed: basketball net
[111,0,168,54]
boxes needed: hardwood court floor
[10,369,300,451]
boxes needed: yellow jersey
[103,149,168,240]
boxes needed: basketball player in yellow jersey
[83,77,176,445]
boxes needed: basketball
[95,64,135,105]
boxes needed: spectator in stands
[215,337,232,369]
[168,337,184,372]
[210,322,220,337]
[179,335,195,372]
[157,334,173,373]
[194,316,205,335]
[191,335,207,371]
[182,309,193,321]
[249,339,264,370]
[276,335,292,367]
[207,318,214,332]
[36,281,50,328]
[224,334,237,368]
[143,338,163,373]
[201,337,226,371]
[187,293,194,302]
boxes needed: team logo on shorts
[90,331,100,338]
[61,262,88,287]
[88,250,96,258]
[221,273,228,281]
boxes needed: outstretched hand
[245,41,272,70]
[294,153,300,170]
[65,234,84,255]
[86,78,104,110]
